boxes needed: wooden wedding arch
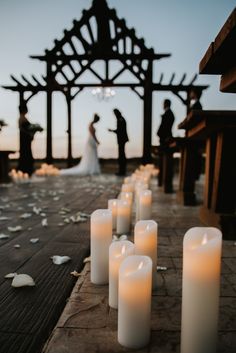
[3,0,208,164]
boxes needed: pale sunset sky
[0,0,236,159]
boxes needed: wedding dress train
[60,133,101,176]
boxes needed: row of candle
[35,163,60,176]
[91,210,157,348]
[90,164,223,352]
[9,169,29,182]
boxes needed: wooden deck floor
[0,175,121,353]
[43,177,236,353]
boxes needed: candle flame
[138,261,144,270]
[121,245,126,255]
[202,233,208,245]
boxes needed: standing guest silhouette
[189,88,202,111]
[18,103,43,175]
[108,109,129,176]
[157,99,175,146]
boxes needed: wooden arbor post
[65,89,73,167]
[143,61,153,163]
[46,62,53,164]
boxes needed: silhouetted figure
[109,109,129,176]
[189,88,202,111]
[157,99,175,146]
[0,119,7,132]
[18,103,43,175]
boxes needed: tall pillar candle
[135,220,158,289]
[108,199,118,230]
[118,255,152,348]
[90,209,112,285]
[138,189,152,220]
[116,200,131,235]
[109,240,135,309]
[181,227,222,353]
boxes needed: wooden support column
[46,62,53,163]
[66,90,72,167]
[143,61,153,163]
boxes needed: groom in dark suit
[157,99,175,146]
[109,109,129,176]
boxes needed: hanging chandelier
[91,87,116,101]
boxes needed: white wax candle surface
[181,227,222,353]
[90,209,112,285]
[108,199,118,230]
[135,220,158,289]
[109,240,135,309]
[138,189,152,220]
[118,255,152,349]
[120,191,133,205]
[116,200,131,235]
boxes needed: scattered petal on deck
[51,255,71,265]
[11,274,36,287]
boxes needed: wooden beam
[142,62,153,163]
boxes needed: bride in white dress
[60,114,101,176]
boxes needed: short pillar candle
[116,200,131,235]
[90,209,112,285]
[118,255,152,349]
[134,220,158,289]
[109,240,135,309]
[181,227,222,353]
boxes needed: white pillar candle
[116,200,131,235]
[120,191,133,205]
[121,183,134,193]
[134,220,158,289]
[109,240,135,309]
[118,255,152,348]
[108,199,118,230]
[135,183,148,221]
[181,227,222,353]
[90,209,112,285]
[138,190,152,220]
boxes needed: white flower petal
[51,255,71,265]
[42,218,48,227]
[20,213,32,219]
[8,226,22,232]
[30,238,39,244]
[5,272,17,279]
[12,274,35,287]
[0,233,10,240]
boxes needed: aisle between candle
[135,220,158,289]
[108,199,118,230]
[181,227,222,353]
[138,189,152,220]
[118,255,152,349]
[116,199,131,235]
[90,209,112,285]
[109,240,135,309]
